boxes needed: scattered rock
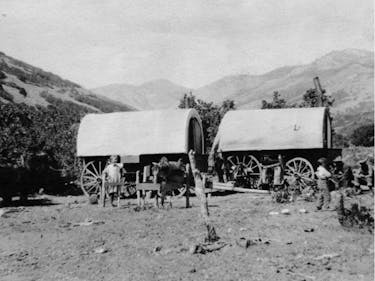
[94,247,108,254]
[153,246,162,253]
[73,218,104,227]
[304,228,314,232]
[314,253,340,260]
[239,227,247,231]
[236,237,269,248]
[269,211,279,215]
[188,268,196,273]
[88,194,98,205]
[281,209,290,215]
[299,208,308,213]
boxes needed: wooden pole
[313,76,323,107]
[136,171,141,207]
[212,182,269,194]
[185,163,191,208]
[188,150,219,242]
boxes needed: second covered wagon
[76,109,204,197]
[210,107,341,189]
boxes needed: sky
[0,0,373,89]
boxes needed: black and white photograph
[0,0,374,280]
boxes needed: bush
[350,124,374,147]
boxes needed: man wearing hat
[353,156,374,194]
[315,157,332,210]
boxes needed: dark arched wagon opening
[76,109,204,197]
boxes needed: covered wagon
[76,109,204,197]
[210,107,341,189]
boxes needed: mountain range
[93,49,373,113]
[0,49,372,136]
[92,48,374,134]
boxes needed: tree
[261,91,290,109]
[350,124,374,147]
[179,93,235,151]
[300,88,334,108]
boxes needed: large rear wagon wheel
[285,157,315,190]
[227,154,262,189]
[80,161,104,197]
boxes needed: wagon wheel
[227,155,262,188]
[285,157,315,190]
[80,161,104,197]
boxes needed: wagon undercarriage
[222,148,341,190]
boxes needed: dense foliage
[178,93,235,151]
[0,98,87,186]
[350,124,374,147]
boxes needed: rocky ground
[0,192,373,281]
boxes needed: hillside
[0,52,134,185]
[92,49,374,134]
[92,79,188,110]
[195,49,373,112]
[0,52,134,113]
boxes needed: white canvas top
[215,107,329,152]
[77,109,202,157]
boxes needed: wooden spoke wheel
[80,161,104,197]
[285,157,315,190]
[227,155,262,188]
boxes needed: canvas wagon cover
[77,109,202,157]
[215,107,329,152]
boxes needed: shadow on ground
[0,197,59,208]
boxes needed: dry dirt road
[0,192,373,281]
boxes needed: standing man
[315,157,332,211]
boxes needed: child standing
[102,155,124,207]
[315,157,332,211]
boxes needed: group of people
[315,155,374,211]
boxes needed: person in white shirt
[102,155,124,207]
[315,157,332,210]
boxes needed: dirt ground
[0,192,373,281]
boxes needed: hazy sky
[0,0,373,88]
